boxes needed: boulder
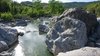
[45,17,87,55]
[0,51,12,56]
[39,24,49,33]
[15,19,28,26]
[18,32,24,36]
[0,28,18,46]
[57,47,100,56]
[0,41,9,52]
[57,8,98,36]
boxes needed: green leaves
[1,12,13,21]
[48,0,64,15]
[0,0,64,20]
[0,0,11,12]
[85,2,100,17]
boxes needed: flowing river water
[11,22,53,56]
[10,17,100,56]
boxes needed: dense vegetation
[0,0,100,21]
[84,1,100,17]
[62,1,100,17]
[63,2,88,8]
[0,0,64,21]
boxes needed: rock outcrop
[57,47,100,56]
[51,8,98,36]
[0,19,29,55]
[15,19,29,26]
[0,28,18,52]
[45,17,87,55]
[0,41,9,52]
[0,19,30,27]
[45,8,99,56]
[39,24,49,33]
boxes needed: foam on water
[97,17,100,20]
[12,26,25,33]
[14,44,24,56]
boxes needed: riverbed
[2,17,99,56]
[11,23,53,56]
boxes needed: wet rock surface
[0,19,29,55]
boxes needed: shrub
[84,2,100,17]
[14,14,31,19]
[1,12,13,21]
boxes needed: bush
[14,14,23,19]
[84,2,100,17]
[14,14,31,19]
[1,12,13,21]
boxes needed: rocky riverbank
[0,19,30,55]
[0,19,30,27]
[45,8,100,56]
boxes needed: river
[11,23,53,56]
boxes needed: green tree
[11,2,21,15]
[1,12,13,21]
[31,0,43,17]
[48,0,64,15]
[0,0,12,12]
[85,2,100,17]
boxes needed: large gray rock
[0,41,9,52]
[0,28,19,53]
[39,24,49,33]
[55,8,98,36]
[45,17,87,55]
[0,28,18,46]
[0,51,12,56]
[15,19,28,26]
[57,47,100,56]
